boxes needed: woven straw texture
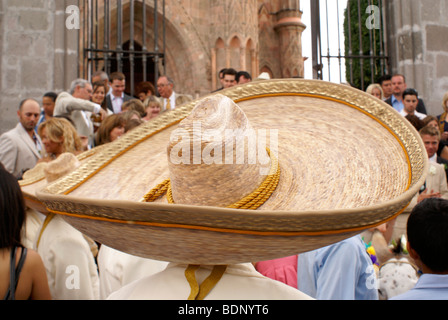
[19,145,106,213]
[35,79,427,264]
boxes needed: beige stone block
[18,10,49,31]
[420,0,442,23]
[53,10,66,49]
[20,59,49,90]
[33,35,52,58]
[6,33,34,57]
[426,25,448,52]
[6,0,46,9]
[3,68,18,90]
[436,55,448,79]
[398,31,422,61]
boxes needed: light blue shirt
[390,274,448,300]
[35,110,47,132]
[391,95,404,112]
[297,235,378,300]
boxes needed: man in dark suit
[106,72,133,114]
[385,74,427,115]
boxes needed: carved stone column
[274,1,306,78]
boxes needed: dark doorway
[109,41,157,97]
[80,0,165,97]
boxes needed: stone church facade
[75,0,306,97]
[0,0,306,132]
[1,0,448,133]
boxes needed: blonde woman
[437,91,448,141]
[142,95,162,121]
[37,117,83,163]
[366,83,384,100]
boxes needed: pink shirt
[255,255,298,289]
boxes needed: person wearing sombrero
[105,94,313,300]
[97,244,169,299]
[35,79,428,300]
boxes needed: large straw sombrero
[36,79,427,265]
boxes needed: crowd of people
[0,70,447,301]
[366,74,448,186]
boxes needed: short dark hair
[236,71,252,82]
[223,68,237,77]
[43,92,58,102]
[403,88,418,100]
[136,81,156,96]
[377,74,392,86]
[407,198,448,272]
[405,114,424,131]
[109,71,126,82]
[0,167,26,249]
[219,68,227,79]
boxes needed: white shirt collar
[429,154,437,163]
[112,92,124,100]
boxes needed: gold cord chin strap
[35,213,55,249]
[142,148,280,300]
[185,265,228,300]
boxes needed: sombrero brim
[20,145,107,213]
[36,79,427,265]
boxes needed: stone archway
[80,0,204,97]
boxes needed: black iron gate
[310,0,389,90]
[80,0,166,96]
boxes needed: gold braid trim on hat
[141,148,280,210]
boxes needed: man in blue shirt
[36,92,58,130]
[297,235,379,300]
[385,74,427,114]
[391,198,448,300]
[388,74,406,112]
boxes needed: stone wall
[0,0,78,135]
[386,0,448,116]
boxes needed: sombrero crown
[166,94,272,208]
[36,79,427,265]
